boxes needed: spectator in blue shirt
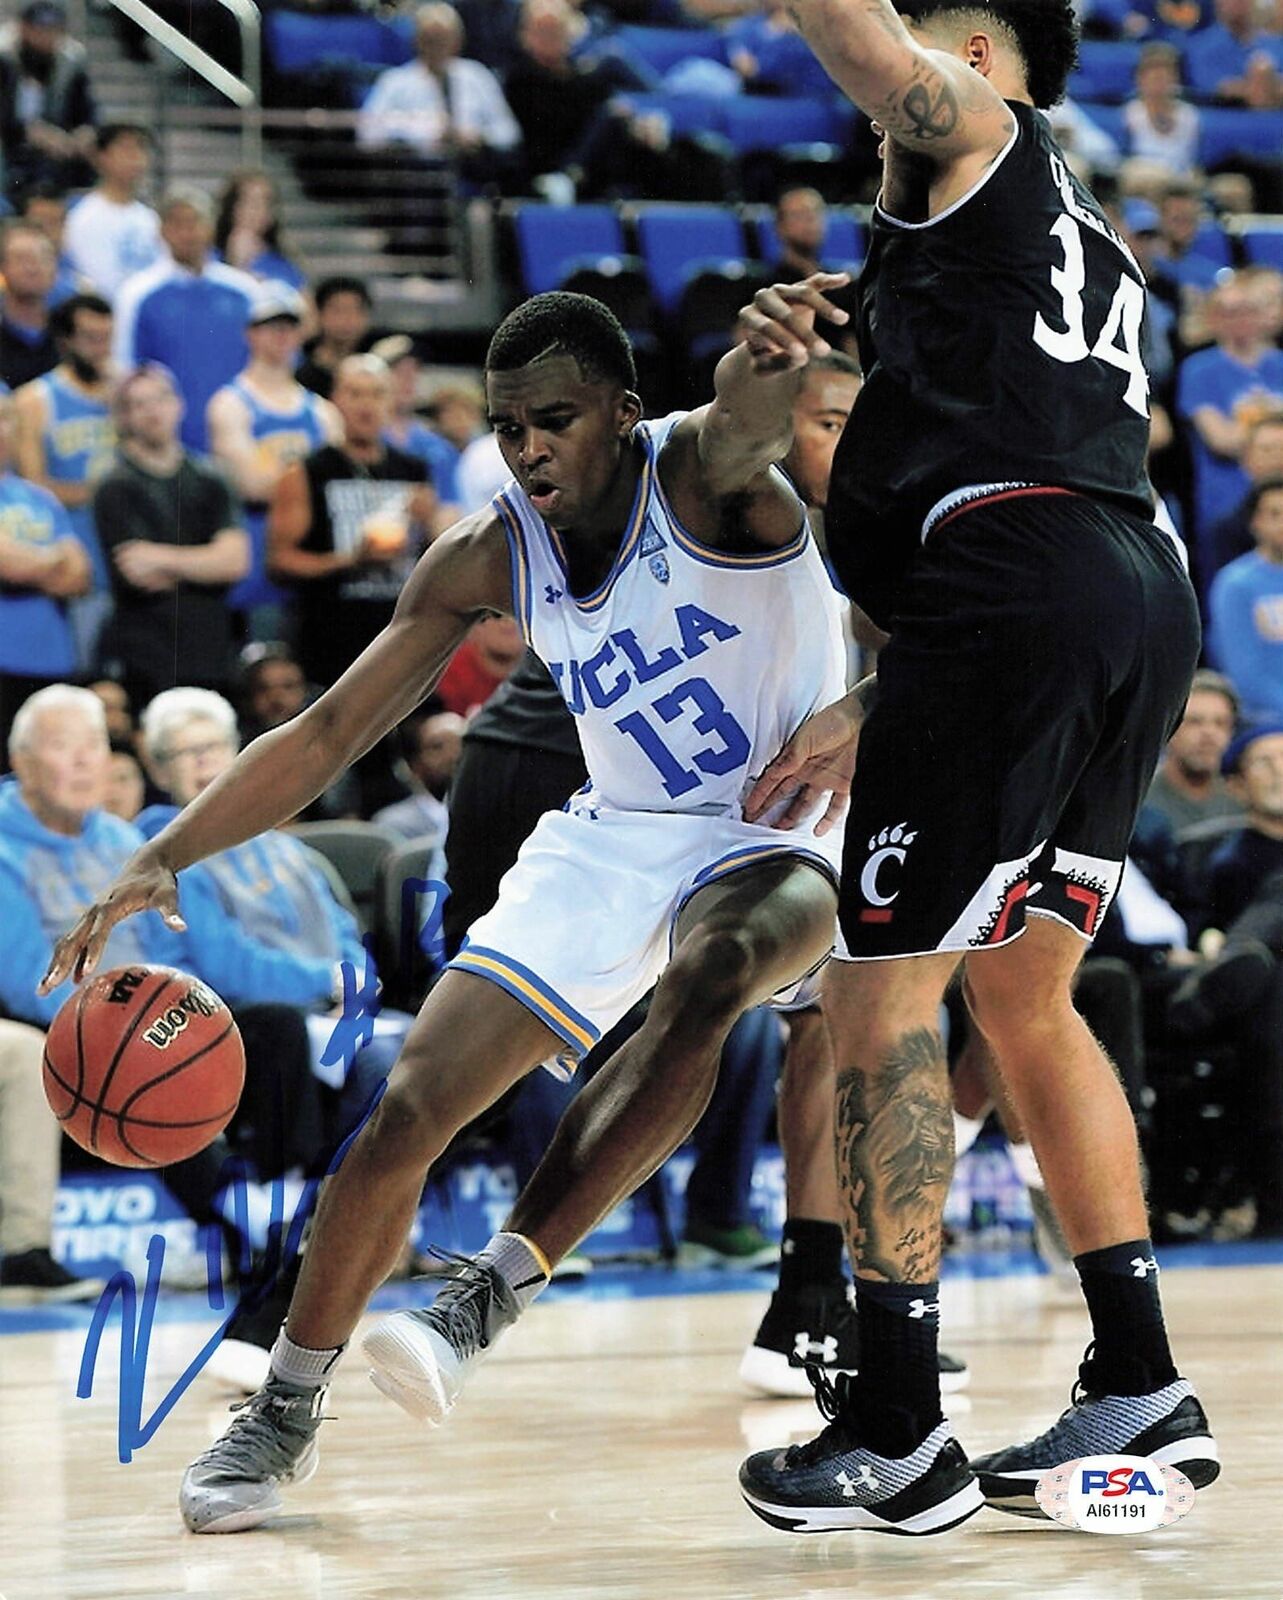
[1182,0,1283,102]
[1177,273,1283,582]
[136,686,370,1015]
[214,170,307,294]
[0,388,92,764]
[373,333,462,511]
[12,291,116,673]
[0,684,182,1029]
[111,186,257,453]
[1152,178,1225,294]
[1209,477,1283,717]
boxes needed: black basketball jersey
[827,101,1156,628]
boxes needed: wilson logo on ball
[142,984,222,1051]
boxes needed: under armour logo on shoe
[907,1298,940,1319]
[793,1331,839,1364]
[1130,1256,1159,1278]
[836,1466,879,1497]
[544,584,563,604]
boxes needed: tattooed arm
[787,0,1014,164]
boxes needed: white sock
[269,1328,344,1390]
[478,1231,550,1312]
[1008,1140,1045,1191]
[953,1111,985,1159]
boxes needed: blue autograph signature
[76,878,447,1464]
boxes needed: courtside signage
[1036,1454,1196,1532]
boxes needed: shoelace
[195,1386,329,1479]
[783,1370,862,1468]
[414,1246,519,1359]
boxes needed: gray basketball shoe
[179,1375,328,1534]
[362,1253,521,1425]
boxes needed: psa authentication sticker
[1035,1455,1196,1533]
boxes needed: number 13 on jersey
[1033,213,1150,419]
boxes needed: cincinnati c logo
[860,823,917,909]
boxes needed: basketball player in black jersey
[735,0,1220,1536]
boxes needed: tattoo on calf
[835,1026,954,1282]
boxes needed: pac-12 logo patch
[1035,1454,1195,1533]
[858,823,916,923]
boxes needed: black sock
[847,1279,943,1456]
[777,1219,845,1294]
[1075,1239,1178,1395]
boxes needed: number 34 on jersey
[1033,152,1150,420]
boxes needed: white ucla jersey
[493,412,847,817]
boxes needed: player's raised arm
[663,272,851,540]
[791,0,1014,161]
[40,511,514,991]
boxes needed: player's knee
[965,961,1075,1047]
[364,1071,456,1169]
[668,923,764,1022]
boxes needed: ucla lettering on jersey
[493,412,848,816]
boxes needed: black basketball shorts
[837,489,1201,961]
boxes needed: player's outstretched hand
[39,850,187,993]
[745,693,863,836]
[739,272,851,373]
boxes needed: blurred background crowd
[1,0,1282,1337]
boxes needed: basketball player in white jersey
[43,278,856,1533]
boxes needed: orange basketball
[42,965,245,1169]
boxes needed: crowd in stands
[1,0,1283,1317]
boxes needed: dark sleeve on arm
[91,476,133,555]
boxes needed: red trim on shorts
[1066,882,1103,937]
[933,485,1076,534]
[986,878,1030,944]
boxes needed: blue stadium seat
[264,12,403,73]
[1192,221,1233,269]
[718,96,852,155]
[1242,227,1283,270]
[611,26,725,75]
[1078,102,1127,147]
[514,205,626,296]
[1197,108,1283,169]
[1068,40,1142,103]
[636,206,746,312]
[618,91,727,139]
[754,210,865,266]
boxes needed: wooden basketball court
[1,1251,1277,1600]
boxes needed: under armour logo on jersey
[907,1298,939,1319]
[793,1331,839,1365]
[1130,1256,1159,1279]
[544,584,563,604]
[836,1466,879,1497]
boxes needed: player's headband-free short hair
[894,0,1080,110]
[486,293,638,391]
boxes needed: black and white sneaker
[740,1373,984,1535]
[971,1350,1220,1518]
[0,1247,105,1304]
[739,1283,971,1398]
